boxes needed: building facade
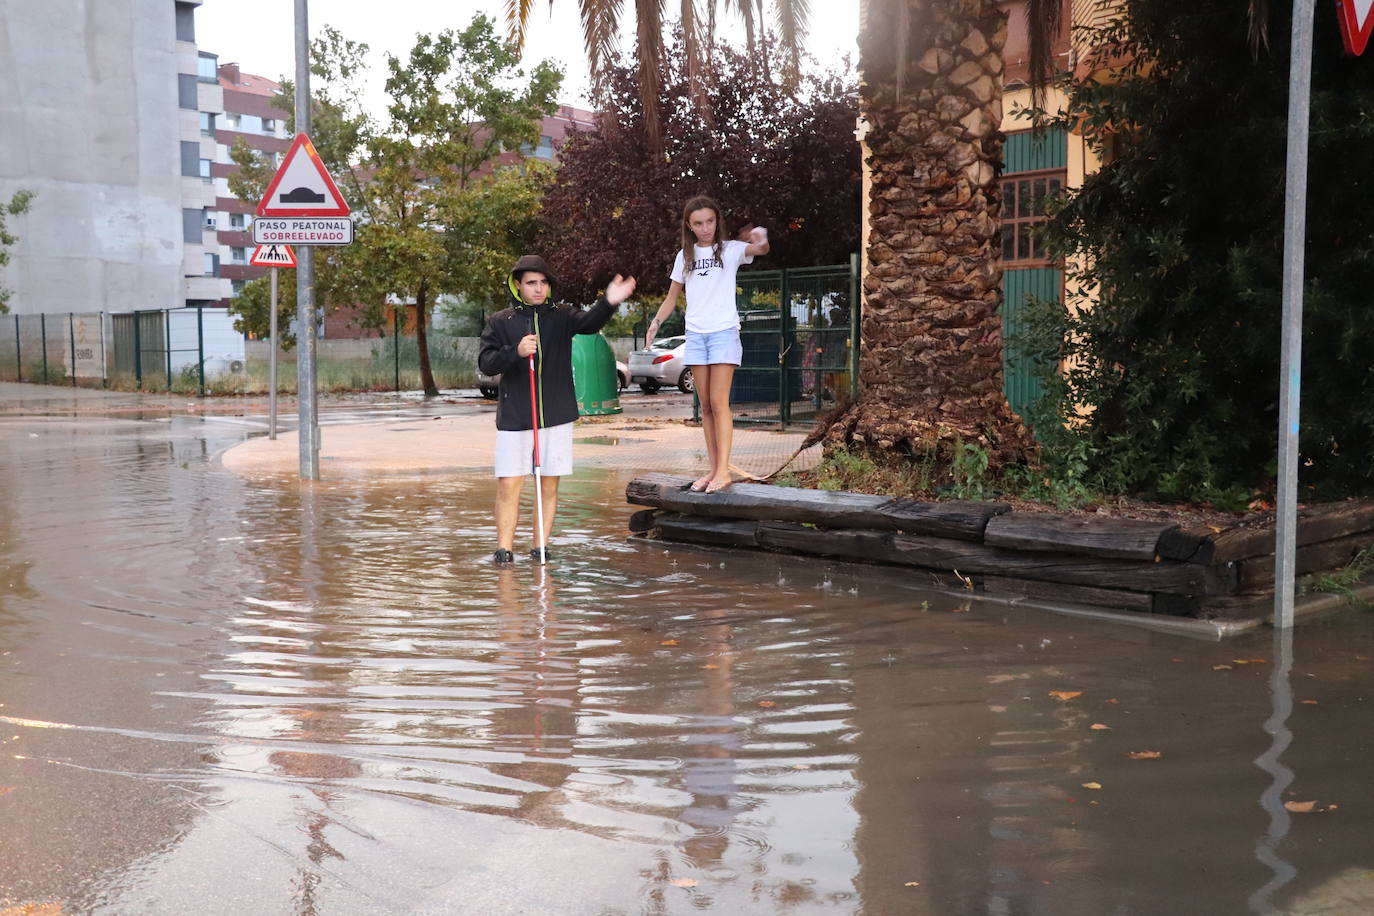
[209,62,290,305]
[0,0,229,315]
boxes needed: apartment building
[209,62,291,305]
[0,0,230,315]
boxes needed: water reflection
[1250,626,1296,914]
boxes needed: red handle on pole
[528,354,540,467]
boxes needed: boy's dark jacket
[478,295,615,431]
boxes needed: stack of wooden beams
[625,474,1374,619]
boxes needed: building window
[175,3,195,42]
[199,112,216,136]
[262,118,277,135]
[229,212,246,230]
[225,112,241,130]
[197,53,218,82]
[231,279,246,297]
[199,158,213,182]
[178,73,198,110]
[204,211,217,229]
[204,253,217,276]
[999,171,1064,264]
[231,247,247,263]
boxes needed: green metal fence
[706,256,860,426]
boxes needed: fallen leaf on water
[1206,525,1224,533]
[1106,698,1119,704]
[1127,750,1162,760]
[757,700,776,708]
[1284,800,1318,813]
[1048,690,1082,701]
[1081,781,1102,790]
[1356,656,1370,662]
[1301,699,1318,705]
[659,639,678,647]
[1090,723,1111,730]
[669,878,697,888]
[904,881,921,887]
[1233,659,1268,665]
[1170,657,1184,663]
[1213,664,1233,671]
[702,664,719,670]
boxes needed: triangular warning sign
[255,132,351,217]
[1337,0,1374,55]
[250,243,298,267]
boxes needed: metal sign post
[269,267,279,440]
[1275,0,1318,629]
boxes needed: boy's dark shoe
[492,548,515,564]
[528,547,553,563]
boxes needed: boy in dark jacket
[478,255,636,563]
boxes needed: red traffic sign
[1337,0,1374,55]
[249,243,297,267]
[255,132,351,217]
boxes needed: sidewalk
[219,389,823,481]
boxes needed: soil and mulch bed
[623,473,1374,623]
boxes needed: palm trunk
[828,0,1035,470]
[416,277,439,398]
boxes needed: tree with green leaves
[361,16,560,396]
[0,190,34,313]
[1028,0,1374,503]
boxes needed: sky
[195,0,859,117]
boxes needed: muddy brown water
[1,404,1372,915]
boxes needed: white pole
[269,266,278,440]
[1274,0,1317,629]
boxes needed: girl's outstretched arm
[646,281,683,348]
[742,226,770,257]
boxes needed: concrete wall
[0,1,187,315]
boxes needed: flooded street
[1,394,1372,915]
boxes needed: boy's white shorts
[494,422,574,477]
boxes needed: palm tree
[507,0,1063,470]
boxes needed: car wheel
[618,371,628,390]
[677,368,694,394]
[479,386,498,399]
[639,380,661,394]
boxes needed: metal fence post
[15,314,21,382]
[196,305,205,396]
[393,305,400,392]
[779,268,792,426]
[164,310,172,390]
[133,312,142,387]
[69,313,77,386]
[849,252,861,401]
[40,313,48,383]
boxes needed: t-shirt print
[669,240,753,334]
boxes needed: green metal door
[1001,267,1060,421]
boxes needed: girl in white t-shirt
[646,196,770,493]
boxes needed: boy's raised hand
[606,274,637,306]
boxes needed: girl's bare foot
[690,475,711,492]
[704,476,733,494]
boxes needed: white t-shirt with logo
[669,240,754,334]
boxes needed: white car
[627,336,693,394]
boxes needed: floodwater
[1,399,1372,916]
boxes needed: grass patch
[1305,547,1374,608]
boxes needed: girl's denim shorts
[684,328,742,365]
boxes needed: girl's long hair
[680,196,725,284]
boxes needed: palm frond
[1247,0,1271,56]
[771,0,810,84]
[503,0,538,48]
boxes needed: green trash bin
[571,332,622,416]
